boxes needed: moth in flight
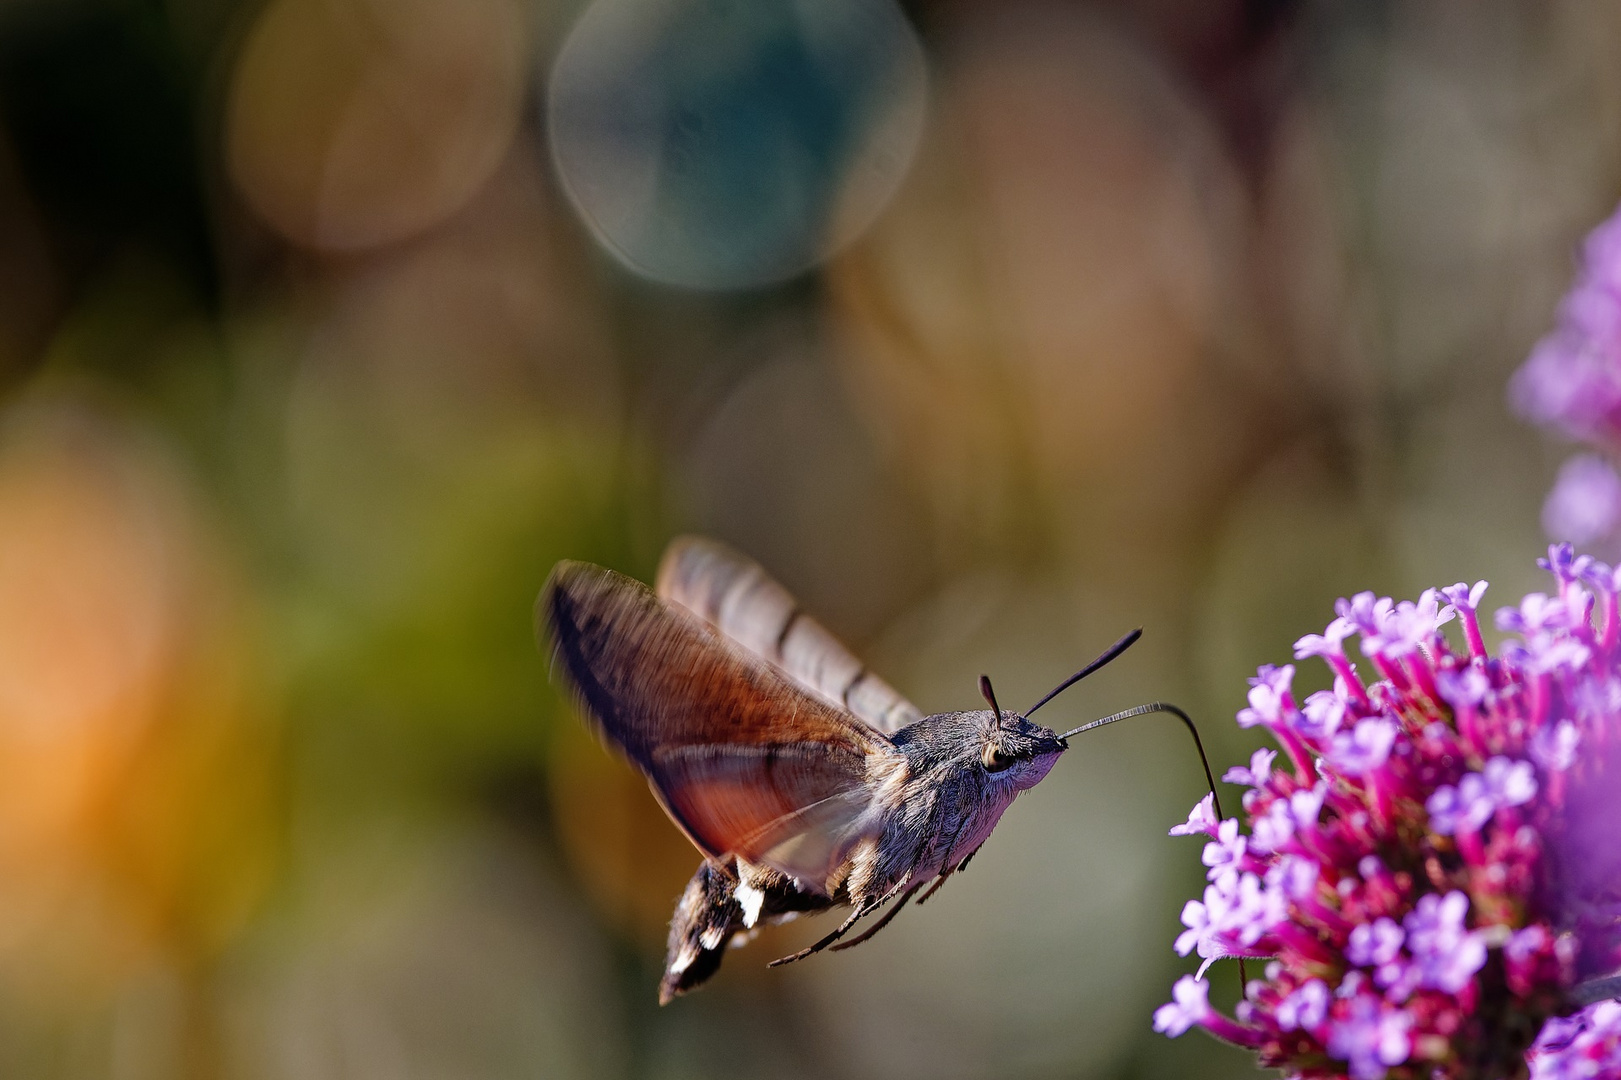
[540,537,1219,1002]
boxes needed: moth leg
[913,871,952,906]
[827,880,925,953]
[767,876,914,968]
[911,808,976,910]
[915,843,982,906]
[767,903,875,967]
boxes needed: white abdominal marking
[736,883,765,928]
[670,944,698,975]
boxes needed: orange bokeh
[0,394,276,1003]
[226,0,529,252]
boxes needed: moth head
[977,675,1067,790]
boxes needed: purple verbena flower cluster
[1512,202,1621,547]
[1155,545,1621,1080]
[1528,1001,1621,1078]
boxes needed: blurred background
[0,0,1613,1076]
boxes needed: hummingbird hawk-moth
[540,537,1220,1003]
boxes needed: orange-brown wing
[655,536,922,734]
[541,560,895,894]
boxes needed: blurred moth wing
[655,536,922,734]
[542,558,904,895]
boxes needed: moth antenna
[1059,702,1225,821]
[978,674,1005,725]
[1025,629,1143,717]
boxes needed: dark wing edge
[538,560,896,894]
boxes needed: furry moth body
[541,538,1084,1003]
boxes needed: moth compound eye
[981,743,1015,773]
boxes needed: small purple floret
[1326,994,1411,1080]
[1403,892,1488,994]
[1201,818,1247,879]
[1275,979,1329,1032]
[1169,792,1219,837]
[1436,667,1489,709]
[1483,756,1538,808]
[1427,773,1493,835]
[1152,975,1209,1037]
[1221,747,1276,788]
[1440,580,1490,613]
[1347,917,1405,968]
[1297,690,1346,741]
[1532,720,1581,771]
[1295,617,1355,660]
[1237,664,1294,729]
[1329,717,1398,776]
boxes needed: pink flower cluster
[1155,545,1621,1080]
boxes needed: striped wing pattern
[655,537,922,734]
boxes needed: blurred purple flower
[1528,1000,1621,1079]
[1425,773,1494,836]
[1347,917,1404,967]
[1532,720,1581,771]
[1513,202,1621,550]
[1512,206,1621,445]
[1483,756,1538,807]
[1544,454,1621,545]
[1326,994,1412,1080]
[1275,978,1329,1032]
[1155,545,1621,1079]
[1402,892,1488,995]
[1436,666,1489,709]
[1152,974,1210,1037]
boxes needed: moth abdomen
[661,859,834,1003]
[662,861,743,1004]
